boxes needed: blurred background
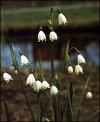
[1,0,99,121]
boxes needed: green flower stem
[37,91,41,121]
[45,90,52,104]
[38,50,43,79]
[66,77,73,121]
[4,101,11,122]
[68,47,80,54]
[18,71,35,121]
[76,75,90,121]
[52,96,57,122]
[64,41,73,121]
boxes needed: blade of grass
[76,75,91,121]
[10,45,35,121]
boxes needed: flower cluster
[2,53,30,83]
[68,54,86,75]
[37,10,67,42]
[26,73,59,95]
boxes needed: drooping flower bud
[68,66,73,73]
[49,31,58,42]
[14,70,18,75]
[3,73,13,83]
[58,13,68,25]
[38,30,46,42]
[21,55,30,65]
[41,81,50,90]
[86,91,93,99]
[32,80,41,92]
[78,54,86,64]
[75,64,83,75]
[26,74,35,86]
[50,85,59,95]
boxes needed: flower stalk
[64,41,73,121]
[76,75,90,121]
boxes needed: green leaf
[10,45,19,70]
[10,45,35,121]
[64,40,70,70]
[50,7,53,24]
[76,75,90,121]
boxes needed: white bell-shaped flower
[86,92,92,99]
[78,54,86,64]
[49,31,58,42]
[3,73,13,83]
[50,85,59,95]
[58,13,68,25]
[68,66,73,73]
[26,74,35,86]
[38,30,46,42]
[21,55,29,65]
[41,81,50,90]
[75,65,83,75]
[32,80,41,92]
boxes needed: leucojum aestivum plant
[2,7,99,122]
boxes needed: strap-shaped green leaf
[64,40,70,70]
[10,45,19,70]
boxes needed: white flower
[75,65,83,75]
[26,74,35,86]
[78,54,86,64]
[58,13,68,25]
[86,92,92,99]
[50,85,59,95]
[41,81,50,90]
[32,80,41,92]
[21,55,29,65]
[3,73,13,83]
[49,31,58,42]
[38,30,46,42]
[68,66,73,73]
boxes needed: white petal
[3,73,13,82]
[41,81,50,90]
[33,80,41,92]
[58,13,68,25]
[86,92,92,99]
[26,74,35,86]
[38,31,46,42]
[75,65,83,75]
[49,31,58,41]
[68,66,73,73]
[78,54,86,64]
[21,55,29,65]
[50,85,59,95]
